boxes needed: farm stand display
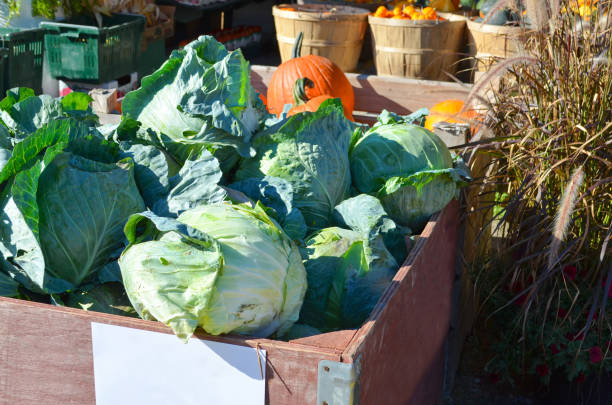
[0,34,473,405]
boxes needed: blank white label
[91,322,266,405]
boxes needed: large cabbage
[333,194,411,265]
[0,119,145,293]
[121,36,267,171]
[0,90,230,295]
[235,99,353,230]
[299,227,398,331]
[119,203,307,341]
[350,121,470,231]
[299,194,405,332]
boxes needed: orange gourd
[429,0,459,12]
[266,32,354,117]
[287,78,354,120]
[424,100,477,131]
[372,4,440,20]
[258,92,267,107]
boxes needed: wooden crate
[2,69,470,405]
[0,202,459,405]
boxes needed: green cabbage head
[350,123,470,231]
[235,99,353,230]
[119,203,307,341]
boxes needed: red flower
[513,293,528,306]
[603,280,612,298]
[584,309,598,320]
[574,372,586,383]
[489,373,500,384]
[536,363,550,377]
[589,346,603,363]
[550,343,561,355]
[557,308,568,318]
[563,265,577,280]
[566,332,584,341]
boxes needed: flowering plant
[466,0,612,387]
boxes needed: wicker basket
[466,19,526,75]
[273,3,369,72]
[369,15,465,80]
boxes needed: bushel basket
[368,15,465,80]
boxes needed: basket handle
[60,31,84,39]
[40,22,101,35]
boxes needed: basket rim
[273,3,370,20]
[466,17,529,34]
[368,14,464,27]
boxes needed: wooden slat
[251,65,471,114]
[342,201,461,405]
[0,297,340,405]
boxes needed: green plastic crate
[0,27,45,94]
[138,38,166,79]
[0,48,7,96]
[41,14,145,82]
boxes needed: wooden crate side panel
[250,65,469,115]
[0,298,339,405]
[345,200,460,405]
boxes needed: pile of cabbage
[0,37,469,341]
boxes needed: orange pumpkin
[429,0,459,12]
[267,32,354,117]
[424,99,476,131]
[287,78,354,120]
[258,92,267,107]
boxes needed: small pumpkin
[267,32,354,117]
[424,99,477,131]
[429,0,459,12]
[287,77,354,120]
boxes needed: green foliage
[469,0,612,384]
[236,99,353,230]
[121,36,267,170]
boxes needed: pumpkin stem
[293,77,314,106]
[291,32,304,59]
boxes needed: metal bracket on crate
[433,122,471,148]
[317,357,360,405]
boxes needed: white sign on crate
[91,322,266,405]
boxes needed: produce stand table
[2,70,470,405]
[251,65,471,146]
[250,65,469,123]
